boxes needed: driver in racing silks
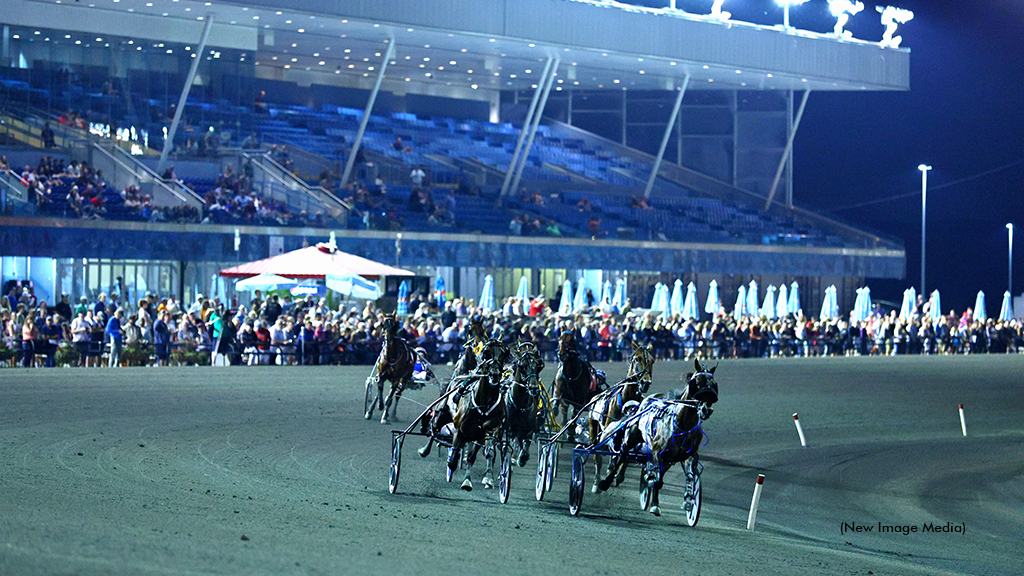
[450,314,507,403]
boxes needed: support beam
[499,56,553,198]
[508,57,559,200]
[157,14,214,174]
[643,74,690,200]
[764,89,810,210]
[341,39,395,186]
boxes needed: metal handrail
[244,152,350,214]
[107,144,205,205]
[90,143,202,210]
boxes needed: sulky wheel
[364,378,377,420]
[548,441,559,485]
[569,451,585,516]
[389,434,403,494]
[535,443,548,501]
[639,463,654,511]
[684,474,702,527]
[498,442,512,504]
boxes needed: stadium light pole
[776,0,810,29]
[1007,223,1014,296]
[918,164,931,297]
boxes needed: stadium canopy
[8,0,909,97]
[218,245,413,280]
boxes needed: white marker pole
[747,474,765,530]
[958,404,967,436]
[793,413,807,447]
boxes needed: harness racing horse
[364,315,417,425]
[584,341,654,493]
[551,331,606,428]
[416,336,510,459]
[596,359,719,517]
[445,358,507,491]
[499,342,546,469]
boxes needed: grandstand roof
[9,0,909,99]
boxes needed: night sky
[785,0,1024,313]
[638,1,1023,313]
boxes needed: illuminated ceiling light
[319,61,325,65]
[525,69,532,74]
[407,28,414,32]
[528,43,535,47]
[341,19,348,23]
[423,57,430,61]
[639,71,645,74]
[613,79,620,83]
[449,60,457,65]
[285,20,292,24]
[96,38,102,42]
[467,70,473,74]
[253,16,259,20]
[405,78,411,81]
[375,52,381,57]
[425,72,432,77]
[348,64,355,68]
[638,57,644,62]
[708,78,714,82]
[670,62,677,66]
[573,81,579,85]
[271,56,278,60]
[368,66,375,71]
[766,73,773,78]
[291,57,298,62]
[460,48,467,52]
[344,49,351,53]
[438,66,444,70]
[276,11,282,15]
[284,65,291,69]
[313,52,320,57]
[297,28,305,33]
[702,65,709,69]
[509,74,517,78]
[471,84,479,89]
[291,43,297,48]
[735,70,742,74]
[489,38,496,42]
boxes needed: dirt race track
[2,355,1023,576]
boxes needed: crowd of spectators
[4,283,1023,370]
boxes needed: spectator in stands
[41,123,56,149]
[589,217,604,238]
[241,133,259,150]
[630,194,652,210]
[161,165,177,182]
[254,90,267,114]
[509,214,523,236]
[0,155,10,172]
[530,190,545,206]
[410,165,426,188]
[392,136,412,152]
[577,196,592,211]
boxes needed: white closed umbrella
[670,279,685,316]
[973,290,987,321]
[558,280,573,316]
[776,283,789,318]
[746,280,759,318]
[705,279,720,316]
[760,285,777,319]
[999,291,1013,321]
[735,284,747,316]
[682,282,698,320]
[787,281,801,315]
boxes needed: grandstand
[1,0,908,313]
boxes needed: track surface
[2,355,1022,575]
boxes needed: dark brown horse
[446,358,507,491]
[584,341,654,492]
[500,342,546,468]
[364,315,416,424]
[417,336,510,459]
[596,359,719,517]
[551,331,606,427]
